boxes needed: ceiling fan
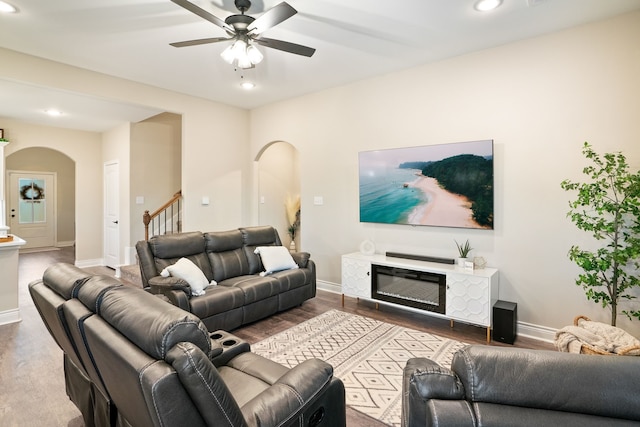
[169,0,316,69]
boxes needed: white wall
[250,11,640,338]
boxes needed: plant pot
[457,257,468,267]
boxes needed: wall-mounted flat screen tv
[359,139,493,229]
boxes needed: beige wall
[0,118,102,261]
[130,113,182,247]
[257,141,300,248]
[1,11,639,338]
[0,48,249,264]
[5,147,75,245]
[250,11,640,338]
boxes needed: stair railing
[143,191,182,240]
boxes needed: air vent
[527,0,549,6]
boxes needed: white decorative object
[359,239,375,255]
[289,240,296,252]
[473,256,487,269]
[457,257,468,267]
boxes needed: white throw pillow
[254,246,299,276]
[160,257,215,296]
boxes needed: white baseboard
[517,321,556,343]
[317,280,342,294]
[0,308,21,326]
[56,240,75,247]
[318,281,556,344]
[75,258,104,268]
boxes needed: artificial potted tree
[561,142,640,327]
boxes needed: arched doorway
[6,147,75,250]
[256,141,300,249]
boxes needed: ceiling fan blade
[254,37,315,57]
[170,37,232,47]
[247,2,297,35]
[170,0,233,32]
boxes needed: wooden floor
[0,247,553,427]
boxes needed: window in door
[18,178,46,223]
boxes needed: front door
[8,171,56,249]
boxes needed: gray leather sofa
[30,263,345,427]
[402,345,640,427]
[136,226,316,331]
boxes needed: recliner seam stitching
[180,344,236,427]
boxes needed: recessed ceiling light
[474,0,503,12]
[44,109,63,117]
[240,81,256,90]
[0,1,17,13]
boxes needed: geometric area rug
[252,310,467,426]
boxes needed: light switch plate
[313,196,324,205]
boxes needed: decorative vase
[289,240,296,252]
[457,257,468,267]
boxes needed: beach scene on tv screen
[359,140,494,229]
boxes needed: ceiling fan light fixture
[246,44,263,64]
[0,1,17,13]
[221,45,236,64]
[474,0,502,12]
[237,55,253,69]
[220,38,263,69]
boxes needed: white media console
[341,252,499,342]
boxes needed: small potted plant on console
[455,239,472,267]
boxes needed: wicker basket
[573,315,640,356]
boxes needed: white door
[8,171,56,249]
[104,161,119,268]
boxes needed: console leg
[450,319,454,328]
[341,294,344,307]
[375,302,379,310]
[486,327,491,343]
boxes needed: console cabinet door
[341,256,371,298]
[446,273,491,327]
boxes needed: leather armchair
[402,345,640,427]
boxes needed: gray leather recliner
[31,263,346,427]
[402,344,640,427]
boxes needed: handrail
[143,190,182,241]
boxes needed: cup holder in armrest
[209,330,251,366]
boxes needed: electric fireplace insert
[371,264,446,314]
